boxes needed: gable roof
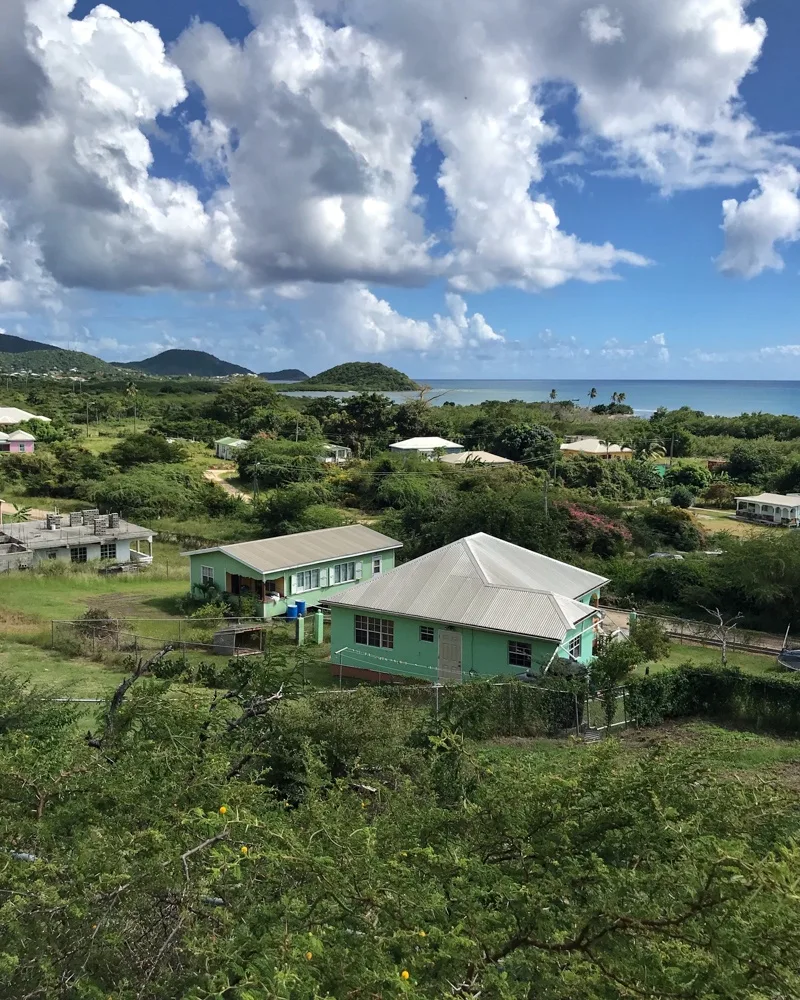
[183,524,402,576]
[6,430,36,441]
[389,437,463,450]
[324,533,608,642]
[560,438,633,455]
[214,437,248,446]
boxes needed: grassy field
[691,507,773,538]
[634,640,786,679]
[0,639,127,699]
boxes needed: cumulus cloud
[0,0,794,328]
[716,167,800,278]
[601,332,669,363]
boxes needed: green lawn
[0,639,127,699]
[633,640,786,679]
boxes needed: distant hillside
[299,362,419,391]
[259,369,309,381]
[0,346,119,375]
[0,332,58,354]
[114,350,253,377]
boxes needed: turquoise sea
[286,380,800,418]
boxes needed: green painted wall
[189,548,396,618]
[329,606,599,682]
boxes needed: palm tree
[617,392,627,406]
[610,391,619,405]
[549,388,558,401]
[622,436,666,461]
[11,505,31,523]
[588,387,597,401]
[125,380,139,433]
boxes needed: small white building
[319,444,352,464]
[439,450,512,466]
[560,438,633,461]
[389,436,464,458]
[735,493,800,527]
[214,437,249,461]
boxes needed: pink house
[0,430,36,453]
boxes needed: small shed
[212,624,268,656]
[0,430,36,454]
[215,437,249,461]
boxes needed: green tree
[670,484,695,508]
[727,440,784,483]
[495,422,557,465]
[665,461,711,492]
[109,432,188,469]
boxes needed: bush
[664,461,711,492]
[109,433,188,469]
[670,485,695,508]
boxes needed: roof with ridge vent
[324,533,608,641]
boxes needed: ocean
[285,380,800,418]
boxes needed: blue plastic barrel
[295,600,307,616]
[285,604,299,620]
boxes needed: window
[372,556,382,575]
[420,625,434,643]
[70,546,88,564]
[508,641,532,669]
[100,543,117,561]
[333,562,357,584]
[355,615,394,648]
[294,569,321,593]
[46,550,57,561]
[568,634,582,659]
[201,565,215,585]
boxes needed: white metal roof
[324,533,608,642]
[735,492,800,506]
[389,437,463,450]
[183,524,402,576]
[6,430,36,441]
[560,438,633,455]
[0,406,51,424]
[439,451,512,465]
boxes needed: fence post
[178,619,182,644]
[51,621,55,649]
[574,693,580,737]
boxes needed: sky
[1,1,800,379]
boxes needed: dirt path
[203,468,252,503]
[0,501,51,521]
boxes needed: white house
[560,438,633,461]
[389,436,464,458]
[439,450,512,466]
[319,444,352,464]
[735,493,800,527]
[214,437,249,460]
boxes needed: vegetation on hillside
[0,346,119,375]
[258,368,309,381]
[114,349,253,377]
[298,361,419,390]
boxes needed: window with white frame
[100,542,117,561]
[200,565,215,585]
[568,633,582,659]
[294,568,321,592]
[508,641,532,669]
[372,556,382,575]
[355,615,394,648]
[420,625,434,643]
[70,546,88,564]
[333,562,357,584]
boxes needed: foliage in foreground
[2,661,800,999]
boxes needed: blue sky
[1,0,800,378]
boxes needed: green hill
[0,346,119,376]
[299,362,419,391]
[259,369,309,381]
[114,350,253,377]
[0,332,57,354]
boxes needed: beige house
[560,438,634,461]
[439,450,512,466]
[735,493,800,527]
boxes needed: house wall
[189,548,397,617]
[329,607,598,683]
[29,538,133,566]
[0,441,35,453]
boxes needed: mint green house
[184,525,402,618]
[324,533,608,683]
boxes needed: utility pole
[295,418,300,442]
[544,473,549,518]
[85,399,89,438]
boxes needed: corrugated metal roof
[324,533,607,641]
[187,525,402,575]
[439,451,512,465]
[389,437,463,450]
[0,407,51,424]
[735,493,800,505]
[560,438,632,455]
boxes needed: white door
[438,630,463,685]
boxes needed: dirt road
[0,501,51,522]
[203,468,252,503]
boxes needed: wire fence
[599,606,794,657]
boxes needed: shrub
[670,485,695,508]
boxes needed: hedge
[627,665,800,735]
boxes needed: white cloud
[716,166,800,278]
[581,6,625,45]
[601,332,669,363]
[0,0,795,331]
